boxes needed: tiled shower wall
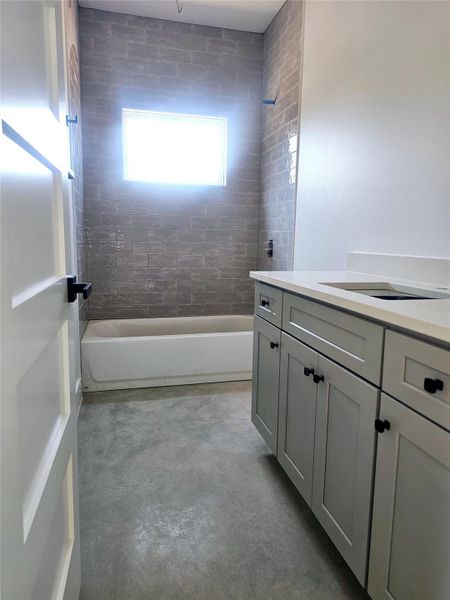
[79,8,262,319]
[258,0,303,271]
[65,0,88,332]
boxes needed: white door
[1,1,81,599]
[368,394,450,600]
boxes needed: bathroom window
[122,108,227,186]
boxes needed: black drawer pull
[375,419,391,433]
[313,374,324,384]
[269,341,279,349]
[261,299,270,308]
[304,367,315,377]
[423,378,444,394]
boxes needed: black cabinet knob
[261,299,270,307]
[313,374,324,384]
[423,377,444,394]
[269,341,279,349]
[304,367,315,377]
[375,419,391,433]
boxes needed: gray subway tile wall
[79,8,263,319]
[258,0,303,271]
[66,1,88,332]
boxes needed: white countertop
[250,270,450,345]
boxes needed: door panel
[368,394,450,600]
[29,457,75,600]
[5,139,62,298]
[322,385,360,538]
[19,322,70,534]
[312,355,379,586]
[278,333,318,505]
[1,0,66,165]
[251,316,281,453]
[1,2,81,599]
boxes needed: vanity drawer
[282,293,384,384]
[383,330,450,429]
[254,282,283,328]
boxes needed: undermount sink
[320,282,450,301]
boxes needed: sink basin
[321,282,450,301]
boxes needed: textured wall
[79,8,262,319]
[294,0,450,269]
[65,0,88,332]
[258,0,303,271]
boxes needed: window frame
[121,108,228,187]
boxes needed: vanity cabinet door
[312,355,379,586]
[368,394,450,600]
[277,333,318,506]
[251,316,281,454]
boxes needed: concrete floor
[78,381,368,600]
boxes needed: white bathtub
[81,315,253,391]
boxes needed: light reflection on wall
[288,132,298,186]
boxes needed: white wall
[294,0,450,270]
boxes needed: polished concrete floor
[78,381,368,600]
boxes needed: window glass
[122,108,227,186]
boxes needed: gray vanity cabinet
[278,333,319,505]
[251,315,281,454]
[252,279,449,596]
[368,394,450,600]
[253,286,380,585]
[312,355,379,586]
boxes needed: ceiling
[78,0,285,33]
